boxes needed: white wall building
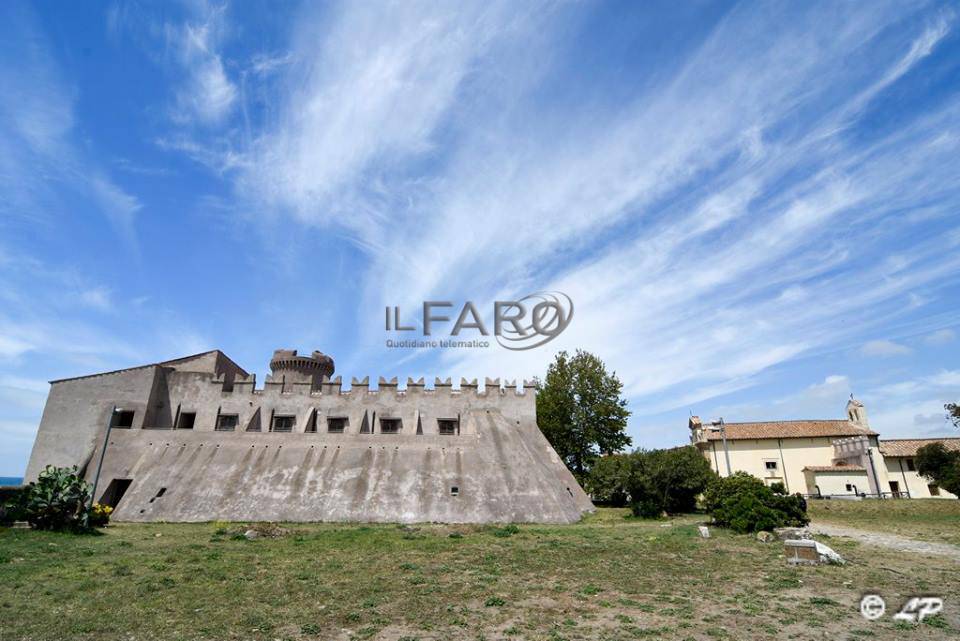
[690,398,957,499]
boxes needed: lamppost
[707,418,732,477]
[90,406,120,508]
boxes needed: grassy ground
[1,508,957,641]
[808,498,960,546]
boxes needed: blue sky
[2,1,960,475]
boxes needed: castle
[24,349,594,523]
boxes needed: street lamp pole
[710,418,732,477]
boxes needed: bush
[585,454,632,506]
[89,503,113,527]
[626,446,716,518]
[703,472,808,533]
[915,442,960,497]
[0,486,27,525]
[23,466,93,532]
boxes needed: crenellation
[23,347,588,523]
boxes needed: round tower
[269,349,335,388]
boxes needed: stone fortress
[24,349,594,524]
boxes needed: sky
[2,0,960,475]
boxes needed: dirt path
[811,522,960,561]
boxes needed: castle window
[216,414,238,431]
[112,410,135,429]
[906,458,916,472]
[450,486,459,496]
[177,412,196,429]
[272,415,296,432]
[327,417,347,433]
[438,419,460,435]
[380,418,402,434]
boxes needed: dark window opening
[764,461,778,471]
[177,412,196,430]
[327,417,348,433]
[438,419,459,436]
[845,483,854,492]
[906,458,916,472]
[149,487,167,503]
[98,478,133,509]
[112,410,135,429]
[450,486,459,496]
[380,418,402,434]
[216,414,238,431]
[272,415,296,432]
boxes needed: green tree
[946,403,960,429]
[627,446,716,518]
[536,350,631,480]
[915,442,960,497]
[585,454,633,506]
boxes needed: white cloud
[79,287,113,311]
[924,328,956,345]
[860,339,913,357]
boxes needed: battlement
[214,373,537,397]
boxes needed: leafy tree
[703,472,808,534]
[536,350,631,480]
[915,442,960,497]
[585,454,633,506]
[627,446,716,518]
[947,403,960,429]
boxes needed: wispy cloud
[861,339,913,357]
[164,2,960,438]
[924,328,956,345]
[166,2,237,125]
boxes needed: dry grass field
[808,498,960,547]
[0,504,958,641]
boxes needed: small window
[906,458,916,472]
[272,415,296,432]
[112,410,135,429]
[216,414,238,431]
[845,483,853,492]
[450,486,459,496]
[380,418,402,434]
[929,484,941,496]
[764,461,778,471]
[327,417,348,433]
[438,419,459,436]
[177,412,196,429]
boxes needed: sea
[0,477,23,486]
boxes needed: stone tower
[268,349,335,390]
[846,395,868,428]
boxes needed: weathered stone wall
[25,358,594,524]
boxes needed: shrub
[0,486,27,525]
[703,472,808,533]
[88,503,113,527]
[23,466,93,532]
[915,442,960,496]
[585,454,632,506]
[626,446,716,518]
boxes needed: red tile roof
[703,420,876,441]
[879,438,960,458]
[802,465,866,472]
